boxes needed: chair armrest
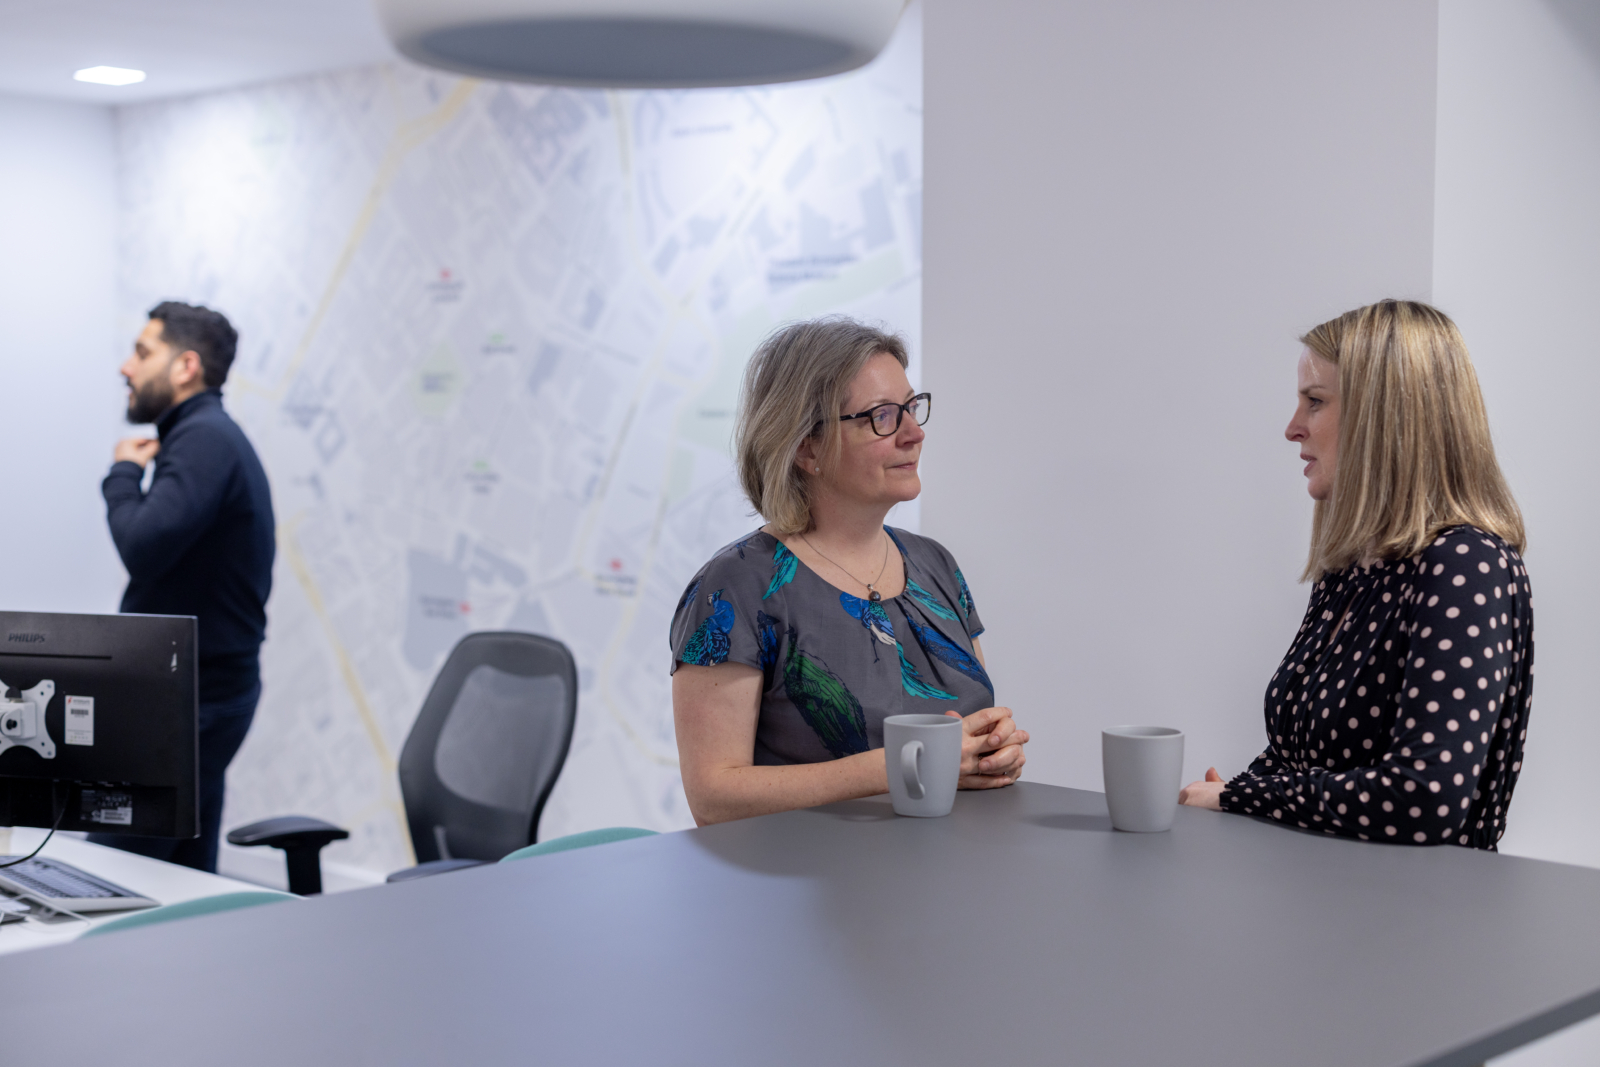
[227,816,349,851]
[385,859,490,883]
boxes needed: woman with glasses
[670,317,1028,826]
[1179,300,1533,849]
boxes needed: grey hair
[735,316,909,535]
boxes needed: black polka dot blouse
[1220,525,1533,849]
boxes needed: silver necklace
[801,530,891,602]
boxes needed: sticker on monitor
[64,695,94,746]
[81,789,133,826]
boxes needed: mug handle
[901,740,925,800]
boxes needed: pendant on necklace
[868,588,882,602]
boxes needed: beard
[126,375,176,425]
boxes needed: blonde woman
[671,317,1028,826]
[1180,300,1532,849]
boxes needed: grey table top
[9,783,1600,1066]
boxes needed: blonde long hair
[1301,299,1524,579]
[736,317,909,536]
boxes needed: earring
[814,466,821,473]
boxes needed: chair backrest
[499,827,657,863]
[399,631,578,863]
[80,890,295,938]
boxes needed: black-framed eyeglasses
[838,392,932,437]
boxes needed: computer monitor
[0,611,197,839]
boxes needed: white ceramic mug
[1101,726,1185,832]
[884,714,962,817]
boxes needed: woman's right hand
[1179,767,1225,810]
[947,707,1028,789]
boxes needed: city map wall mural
[116,12,922,875]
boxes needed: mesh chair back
[398,632,577,863]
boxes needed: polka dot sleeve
[1220,527,1533,847]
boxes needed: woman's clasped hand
[952,707,1028,787]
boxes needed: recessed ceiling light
[74,66,147,86]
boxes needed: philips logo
[7,633,46,644]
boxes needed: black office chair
[227,632,579,894]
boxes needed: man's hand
[114,437,161,468]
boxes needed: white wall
[921,0,1439,792]
[1432,3,1600,1064]
[1434,0,1600,870]
[0,94,126,615]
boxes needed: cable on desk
[0,785,66,869]
[0,786,92,927]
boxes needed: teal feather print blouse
[670,527,991,765]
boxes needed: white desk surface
[0,827,262,956]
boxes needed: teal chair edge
[80,889,297,939]
[500,827,658,863]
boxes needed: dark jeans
[89,681,260,874]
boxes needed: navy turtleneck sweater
[102,389,275,703]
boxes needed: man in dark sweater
[92,302,275,872]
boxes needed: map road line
[280,512,415,863]
[245,78,481,405]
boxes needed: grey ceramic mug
[884,713,962,817]
[1101,726,1185,832]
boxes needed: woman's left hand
[1178,767,1226,810]
[947,708,1028,789]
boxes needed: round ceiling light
[374,0,907,88]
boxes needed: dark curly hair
[148,301,239,388]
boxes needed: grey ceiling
[0,0,397,105]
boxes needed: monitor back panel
[0,612,198,838]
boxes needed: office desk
[0,828,261,956]
[6,783,1600,1066]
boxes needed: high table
[7,783,1600,1066]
